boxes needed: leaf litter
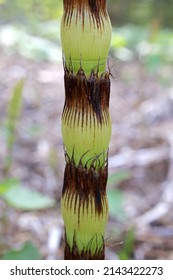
[0,51,173,259]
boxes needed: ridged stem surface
[61,0,112,259]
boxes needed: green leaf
[2,185,56,210]
[118,228,135,260]
[0,178,19,194]
[1,241,41,260]
[3,79,24,173]
[107,189,125,219]
[7,79,24,130]
[108,171,130,186]
[111,32,127,48]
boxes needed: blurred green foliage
[0,0,172,28]
[0,81,56,259]
[0,0,62,23]
[0,0,172,68]
[110,25,173,66]
[1,241,41,260]
[2,182,56,210]
[0,81,56,211]
[118,228,135,260]
[107,171,130,220]
[3,80,24,173]
[108,0,173,28]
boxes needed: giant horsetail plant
[60,0,112,259]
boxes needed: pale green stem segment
[61,69,112,168]
[61,188,108,256]
[61,2,112,76]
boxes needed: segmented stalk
[61,0,112,260]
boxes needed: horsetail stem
[61,0,112,75]
[60,0,112,260]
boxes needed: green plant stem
[60,0,112,260]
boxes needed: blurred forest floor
[0,26,173,259]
